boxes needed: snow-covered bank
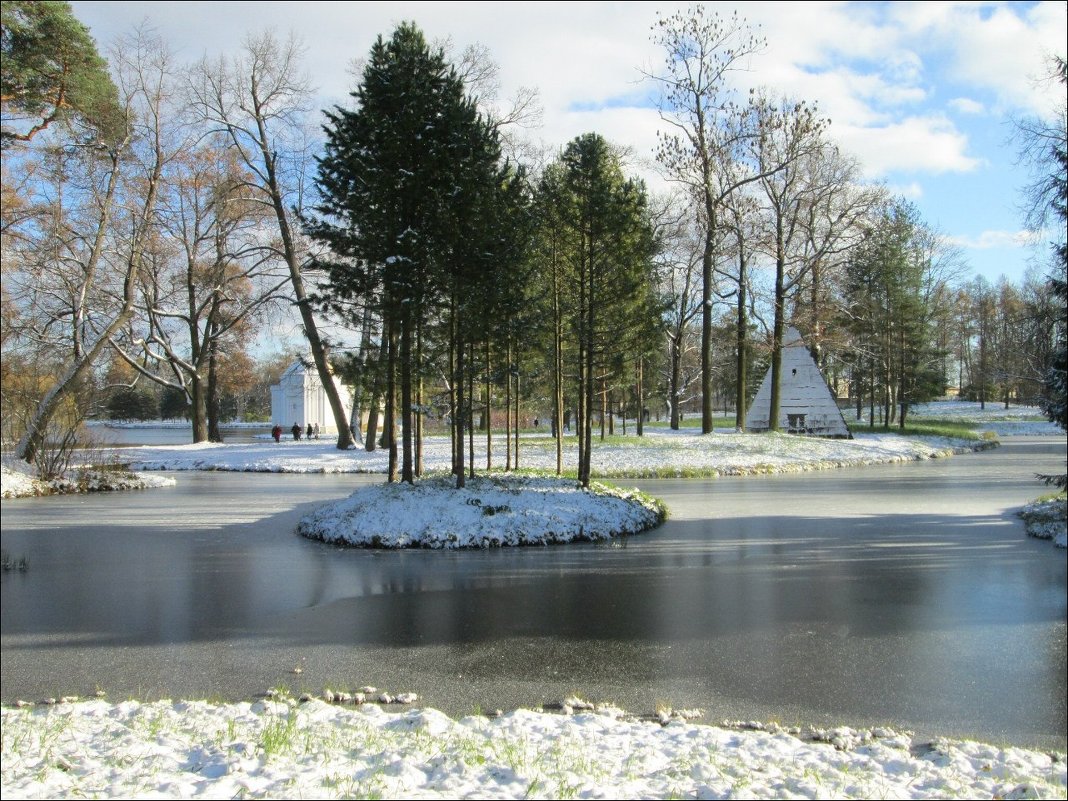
[0,459,175,499]
[87,419,266,429]
[2,698,1064,800]
[298,475,666,548]
[1020,497,1068,548]
[102,428,992,477]
[908,400,1064,436]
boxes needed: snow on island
[297,475,667,548]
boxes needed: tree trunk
[600,379,607,441]
[350,309,376,445]
[553,271,564,474]
[364,333,388,452]
[514,371,521,470]
[16,145,132,466]
[454,311,465,488]
[636,357,644,437]
[581,237,595,487]
[505,340,512,471]
[416,318,424,477]
[735,251,748,431]
[485,342,492,470]
[769,229,786,433]
[670,332,682,430]
[468,342,475,480]
[385,318,398,481]
[416,374,424,478]
[400,303,414,484]
[206,364,223,443]
[700,221,715,434]
[553,341,562,472]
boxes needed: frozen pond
[1,436,1064,750]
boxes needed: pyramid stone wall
[745,327,851,438]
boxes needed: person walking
[291,423,301,441]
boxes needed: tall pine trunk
[768,225,786,433]
[385,319,398,481]
[485,342,492,470]
[365,334,388,452]
[700,211,716,434]
[505,340,512,471]
[735,250,748,431]
[453,309,465,488]
[400,304,414,484]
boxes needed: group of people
[271,422,319,442]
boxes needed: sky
[69,1,1067,290]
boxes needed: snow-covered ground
[2,696,1064,800]
[80,427,990,477]
[907,400,1064,436]
[1020,496,1068,548]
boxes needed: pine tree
[1,0,124,146]
[307,22,523,486]
[549,133,659,486]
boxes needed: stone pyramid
[744,327,851,438]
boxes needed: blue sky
[71,1,1066,287]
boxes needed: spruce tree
[551,133,659,486]
[307,22,522,486]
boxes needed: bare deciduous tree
[649,6,774,434]
[110,138,291,441]
[190,31,355,449]
[13,30,175,466]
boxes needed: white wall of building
[269,361,352,434]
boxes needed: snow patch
[297,475,665,548]
[1019,497,1068,548]
[1,699,1064,800]
[1,458,175,499]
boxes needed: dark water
[2,437,1065,749]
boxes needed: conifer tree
[1,0,124,146]
[550,133,658,486]
[307,22,524,486]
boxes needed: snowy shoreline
[97,428,998,476]
[2,696,1064,800]
[2,403,1065,797]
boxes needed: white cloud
[887,181,925,200]
[946,229,1039,250]
[832,115,981,178]
[948,97,985,115]
[890,1,1067,116]
[66,0,1049,274]
[745,2,901,70]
